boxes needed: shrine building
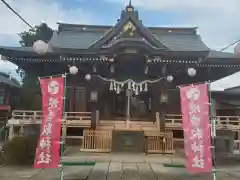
[1,3,240,153]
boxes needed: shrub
[0,136,38,166]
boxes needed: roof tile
[50,26,210,51]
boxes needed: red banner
[180,83,212,173]
[34,76,64,168]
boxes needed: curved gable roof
[49,25,210,52]
[0,71,21,88]
[47,4,210,52]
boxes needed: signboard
[34,76,64,168]
[180,83,212,173]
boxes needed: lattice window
[75,88,85,102]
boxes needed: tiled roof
[49,31,104,49]
[207,51,238,59]
[0,72,21,88]
[153,33,209,51]
[210,71,240,91]
[49,24,210,51]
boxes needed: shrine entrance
[113,89,150,120]
[130,92,149,120]
[114,91,126,118]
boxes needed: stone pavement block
[88,162,109,180]
[34,169,60,180]
[63,153,174,164]
[170,157,185,165]
[30,166,93,180]
[0,167,42,180]
[122,163,141,180]
[64,166,93,180]
[2,161,240,180]
[107,162,122,180]
[146,155,171,164]
[150,163,175,180]
[221,171,240,180]
[136,163,157,180]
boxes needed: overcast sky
[0,0,240,74]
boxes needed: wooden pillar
[8,125,14,140]
[159,104,166,132]
[211,99,217,117]
[155,112,160,130]
[20,126,24,136]
[126,89,131,129]
[90,92,98,129]
[150,86,159,124]
[159,90,168,132]
[238,131,240,151]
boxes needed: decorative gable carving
[89,3,168,50]
[102,21,146,47]
[122,21,136,36]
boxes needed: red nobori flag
[180,83,212,173]
[34,76,64,168]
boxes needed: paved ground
[1,162,240,180]
[1,152,240,180]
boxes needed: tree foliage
[1,136,38,165]
[10,23,53,110]
[10,72,41,110]
[19,23,53,46]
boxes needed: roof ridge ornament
[126,0,134,12]
[129,0,132,7]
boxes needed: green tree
[19,23,53,46]
[10,73,41,110]
[10,23,53,110]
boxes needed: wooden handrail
[163,113,240,130]
[9,110,92,126]
[8,110,240,130]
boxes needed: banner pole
[208,82,217,180]
[60,73,67,180]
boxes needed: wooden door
[74,87,86,112]
[66,86,74,112]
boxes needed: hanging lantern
[85,74,91,81]
[69,66,78,75]
[234,42,240,57]
[108,57,115,62]
[33,40,49,54]
[166,75,173,82]
[187,68,196,77]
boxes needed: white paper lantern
[234,43,240,57]
[187,68,196,77]
[108,58,115,62]
[33,40,49,54]
[85,74,91,81]
[166,75,173,82]
[69,66,78,75]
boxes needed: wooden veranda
[6,110,240,153]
